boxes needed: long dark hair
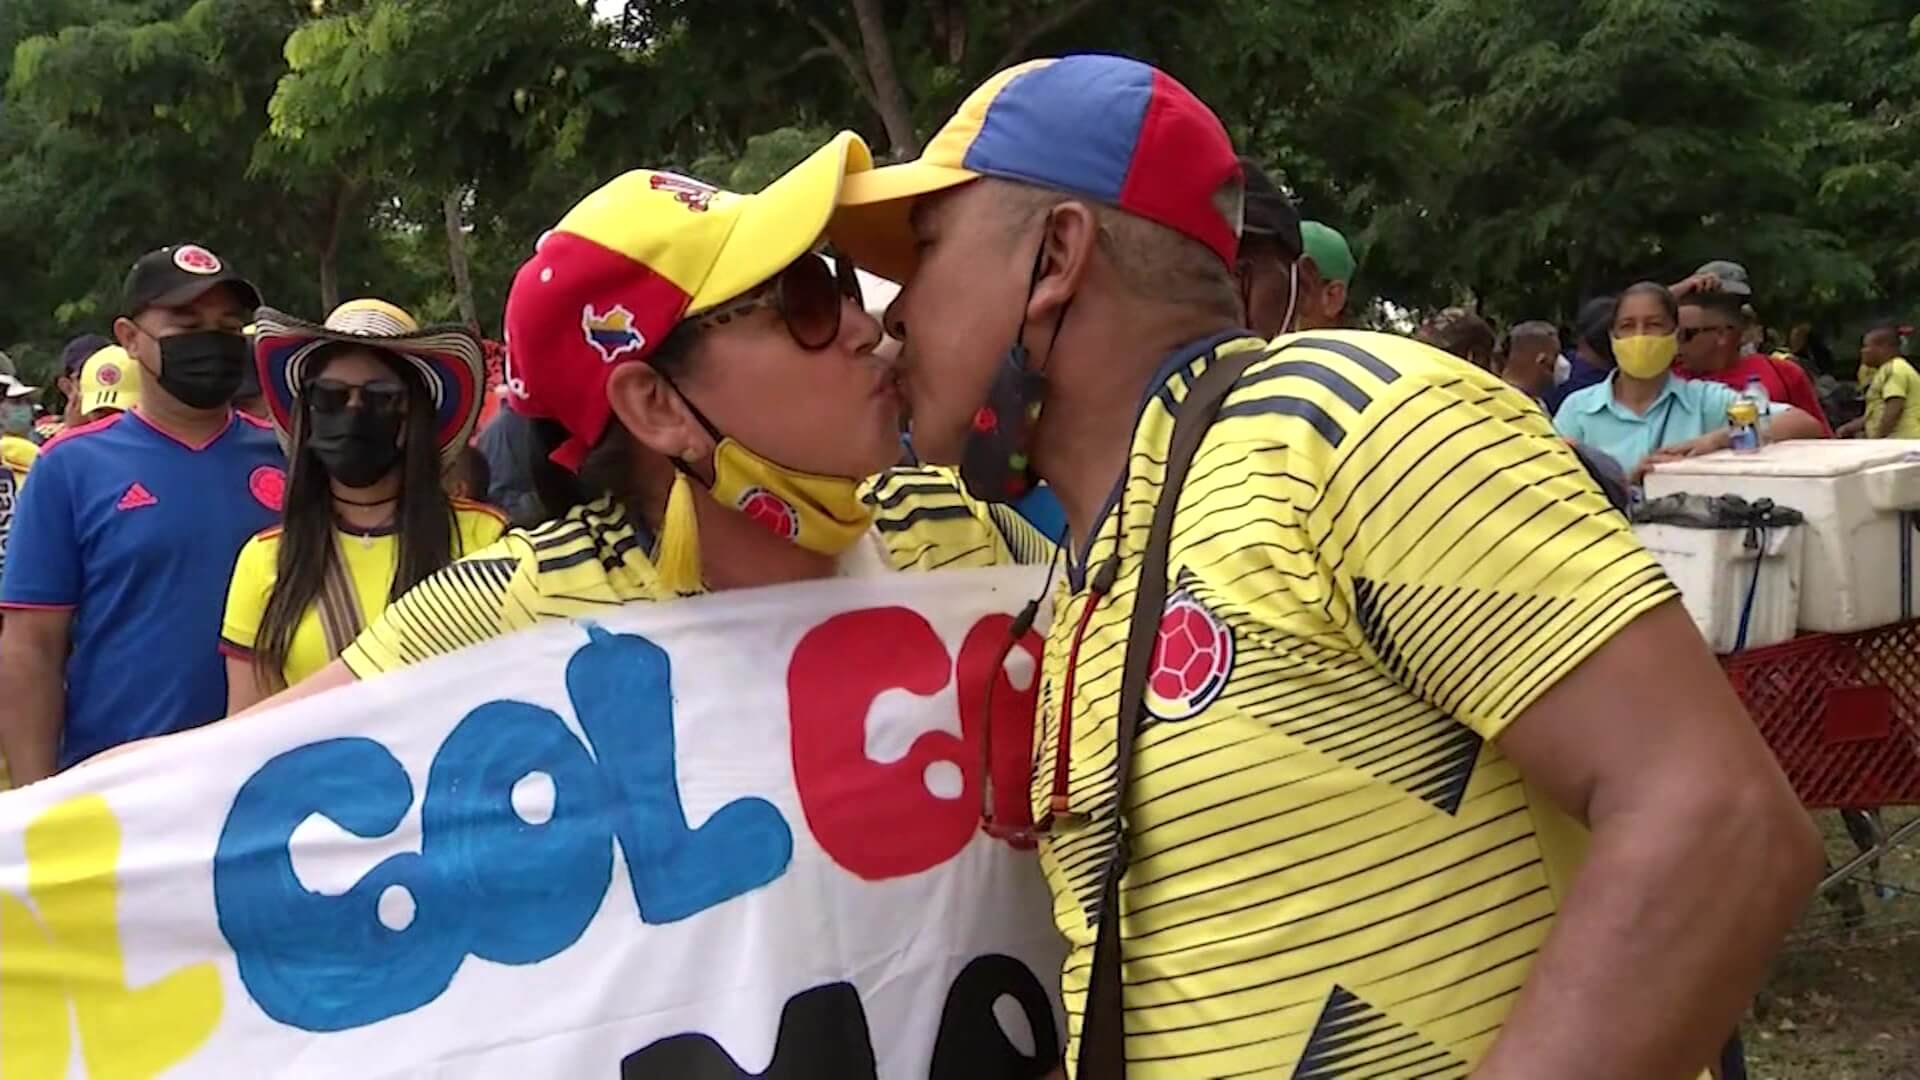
[253,345,459,691]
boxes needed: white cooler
[1643,441,1920,632]
[1633,520,1803,653]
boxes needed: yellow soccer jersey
[1865,356,1920,439]
[1037,330,1678,1077]
[222,501,508,688]
[343,467,1051,678]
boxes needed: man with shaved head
[832,55,1817,1080]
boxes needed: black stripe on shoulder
[1216,394,1346,447]
[1234,358,1372,412]
[537,547,600,573]
[530,521,591,552]
[873,504,977,533]
[866,481,964,510]
[1288,336,1402,383]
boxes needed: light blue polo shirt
[1553,373,1780,472]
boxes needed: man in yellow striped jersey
[833,54,1820,1079]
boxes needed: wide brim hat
[254,300,484,463]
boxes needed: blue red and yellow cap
[832,55,1243,283]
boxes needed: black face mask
[153,330,250,410]
[306,407,404,489]
[958,240,1068,504]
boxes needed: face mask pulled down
[958,240,1064,504]
[1613,334,1679,380]
[306,406,404,489]
[149,330,250,409]
[651,387,875,595]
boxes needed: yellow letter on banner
[1,795,222,1079]
[0,891,70,1080]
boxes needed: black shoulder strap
[1077,344,1263,1078]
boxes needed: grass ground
[1745,809,1920,1079]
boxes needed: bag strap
[1077,344,1263,1078]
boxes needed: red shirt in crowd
[1678,352,1834,435]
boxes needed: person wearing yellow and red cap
[832,54,1817,1080]
[75,344,144,422]
[205,133,1048,719]
[219,300,505,712]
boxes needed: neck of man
[1685,348,1735,376]
[1033,306,1243,549]
[333,471,403,532]
[136,389,230,445]
[1612,371,1668,415]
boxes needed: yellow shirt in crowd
[1036,330,1676,1077]
[222,501,507,688]
[340,467,1049,677]
[1865,356,1920,439]
[0,433,37,490]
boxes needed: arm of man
[0,448,82,783]
[1877,397,1907,438]
[1471,600,1820,1079]
[0,608,72,784]
[1294,351,1817,1080]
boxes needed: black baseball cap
[1238,157,1303,261]
[121,244,262,317]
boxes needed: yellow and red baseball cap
[832,55,1242,283]
[504,131,875,469]
[79,346,142,415]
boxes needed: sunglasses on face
[697,251,864,350]
[306,377,408,417]
[1679,324,1736,344]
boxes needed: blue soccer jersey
[0,409,284,767]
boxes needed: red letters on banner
[788,609,1042,880]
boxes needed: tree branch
[993,0,1101,71]
[781,2,883,117]
[758,44,836,89]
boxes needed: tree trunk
[848,0,919,155]
[316,180,356,312]
[443,188,480,332]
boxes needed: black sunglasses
[697,251,864,350]
[307,377,407,417]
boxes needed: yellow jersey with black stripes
[342,468,1050,677]
[1038,329,1677,1077]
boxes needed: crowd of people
[6,49,1913,1079]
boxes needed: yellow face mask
[649,436,874,596]
[1613,333,1679,380]
[707,436,873,554]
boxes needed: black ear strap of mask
[1076,342,1263,1079]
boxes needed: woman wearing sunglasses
[1553,281,1823,483]
[216,132,1045,714]
[218,300,506,712]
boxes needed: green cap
[1300,221,1355,284]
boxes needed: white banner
[0,567,1064,1079]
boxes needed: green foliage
[5,0,1920,368]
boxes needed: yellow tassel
[653,470,703,595]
